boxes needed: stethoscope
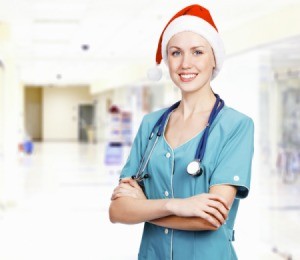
[132,94,224,183]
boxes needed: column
[0,21,24,208]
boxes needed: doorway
[79,104,95,142]
[24,87,43,141]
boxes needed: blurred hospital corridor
[0,142,143,260]
[0,142,300,259]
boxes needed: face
[167,31,216,94]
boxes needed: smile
[179,73,197,81]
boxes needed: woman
[109,4,254,260]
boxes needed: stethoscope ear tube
[148,101,181,139]
[194,94,224,161]
[134,135,160,182]
[190,94,224,177]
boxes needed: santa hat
[147,4,225,81]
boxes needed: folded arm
[109,178,233,230]
[149,185,237,231]
[109,196,172,224]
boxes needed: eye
[171,50,181,57]
[194,50,203,55]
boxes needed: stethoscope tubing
[134,94,224,181]
[195,95,224,161]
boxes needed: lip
[179,73,198,82]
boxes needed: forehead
[168,31,211,48]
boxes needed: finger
[113,184,124,192]
[113,182,145,200]
[128,179,142,189]
[111,188,133,200]
[116,187,133,194]
[207,194,230,210]
[119,177,131,184]
[207,200,228,218]
[118,183,135,190]
[111,187,126,198]
[116,183,143,198]
[112,191,126,200]
[120,178,139,188]
[112,185,126,194]
[111,192,129,200]
[113,192,136,199]
[111,193,119,200]
[119,177,131,183]
[115,186,141,198]
[129,180,142,190]
[111,191,119,200]
[204,206,225,225]
[199,212,220,228]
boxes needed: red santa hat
[147,4,225,81]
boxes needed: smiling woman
[109,4,254,260]
[167,32,216,93]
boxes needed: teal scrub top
[120,105,254,260]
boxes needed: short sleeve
[209,117,254,199]
[119,117,149,179]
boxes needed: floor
[0,142,299,260]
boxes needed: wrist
[165,198,179,215]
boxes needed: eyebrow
[168,45,206,49]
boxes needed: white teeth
[180,74,196,79]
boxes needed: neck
[177,87,216,119]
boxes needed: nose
[181,53,192,69]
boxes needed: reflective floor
[0,142,299,260]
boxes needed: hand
[111,178,147,200]
[167,193,229,228]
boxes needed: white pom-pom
[147,65,163,81]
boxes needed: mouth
[179,73,198,82]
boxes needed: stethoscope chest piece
[187,160,204,177]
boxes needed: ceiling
[0,0,299,87]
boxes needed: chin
[176,80,210,93]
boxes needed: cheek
[201,56,215,71]
[167,58,179,72]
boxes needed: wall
[43,86,93,141]
[0,64,4,155]
[0,64,4,205]
[214,51,260,121]
[223,4,300,55]
[0,22,24,207]
[24,87,42,140]
[213,50,260,161]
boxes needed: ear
[209,47,216,68]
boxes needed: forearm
[150,215,217,231]
[110,181,233,228]
[150,185,237,231]
[109,197,172,224]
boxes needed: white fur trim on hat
[161,15,225,80]
[147,65,163,81]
